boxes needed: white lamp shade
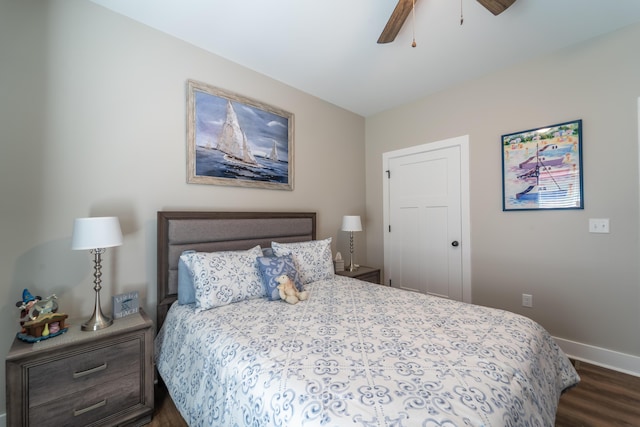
[341,215,362,232]
[71,217,123,250]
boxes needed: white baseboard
[555,336,640,377]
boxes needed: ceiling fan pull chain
[460,0,464,25]
[411,0,417,47]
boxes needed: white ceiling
[90,0,640,117]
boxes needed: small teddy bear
[276,274,308,304]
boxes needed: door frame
[382,135,472,303]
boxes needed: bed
[155,211,579,426]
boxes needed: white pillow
[180,245,263,312]
[271,238,333,284]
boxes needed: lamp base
[81,308,113,331]
[82,315,113,331]
[347,231,359,272]
[82,248,113,331]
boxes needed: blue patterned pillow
[180,245,264,312]
[256,254,303,300]
[271,238,334,284]
[261,247,275,258]
[177,250,196,304]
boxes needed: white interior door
[383,136,471,302]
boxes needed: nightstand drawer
[6,309,154,427]
[29,373,141,427]
[28,339,140,407]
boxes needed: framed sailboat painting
[186,79,294,190]
[502,119,583,211]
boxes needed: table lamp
[341,215,362,272]
[71,216,123,331]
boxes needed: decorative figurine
[16,289,68,343]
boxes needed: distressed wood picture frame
[186,79,294,190]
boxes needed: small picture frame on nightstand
[112,291,139,319]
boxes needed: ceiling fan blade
[378,0,416,44]
[476,0,516,16]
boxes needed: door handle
[451,241,459,247]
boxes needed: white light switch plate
[589,218,610,233]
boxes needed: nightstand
[336,266,381,284]
[6,308,154,427]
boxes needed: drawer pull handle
[73,399,107,416]
[73,362,107,378]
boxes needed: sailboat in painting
[216,100,259,166]
[266,140,279,161]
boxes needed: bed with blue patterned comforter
[155,275,579,426]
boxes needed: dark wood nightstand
[336,266,381,284]
[6,308,154,427]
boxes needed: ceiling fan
[377,0,516,44]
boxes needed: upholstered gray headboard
[157,211,316,330]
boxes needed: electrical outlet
[522,294,533,308]
[589,218,610,233]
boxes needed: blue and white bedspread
[155,276,579,426]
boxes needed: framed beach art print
[186,79,294,190]
[502,119,583,211]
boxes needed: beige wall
[0,0,365,415]
[2,0,639,420]
[366,24,640,360]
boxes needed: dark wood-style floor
[555,360,640,427]
[148,360,640,426]
[147,383,187,427]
